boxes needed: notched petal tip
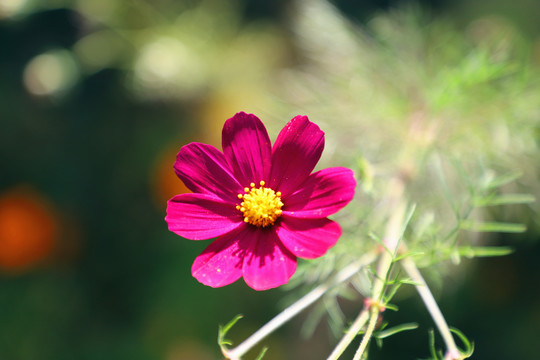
[222,112,262,133]
[270,115,326,195]
[282,167,356,218]
[222,112,272,185]
[173,142,242,201]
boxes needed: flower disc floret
[236,181,283,227]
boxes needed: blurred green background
[1,0,539,359]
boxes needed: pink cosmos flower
[165,112,356,290]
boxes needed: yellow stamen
[237,181,284,227]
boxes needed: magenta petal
[282,167,356,218]
[191,226,250,288]
[277,217,341,259]
[242,229,297,290]
[166,193,243,240]
[174,142,242,202]
[222,112,272,186]
[269,116,325,196]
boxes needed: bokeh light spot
[133,37,207,99]
[0,0,27,18]
[23,49,79,97]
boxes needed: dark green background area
[1,1,539,359]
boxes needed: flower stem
[349,177,407,360]
[326,177,407,360]
[352,305,379,360]
[223,251,378,360]
[400,256,461,359]
[326,307,370,360]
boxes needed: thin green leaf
[218,314,243,347]
[384,267,403,286]
[450,327,474,356]
[450,157,475,197]
[397,278,423,286]
[484,171,522,190]
[432,154,460,217]
[358,321,388,336]
[428,330,441,360]
[457,246,514,258]
[300,301,326,339]
[325,296,346,337]
[254,347,268,360]
[401,203,417,237]
[369,231,392,256]
[377,322,389,331]
[375,322,418,339]
[460,220,526,233]
[383,281,403,305]
[474,193,535,207]
[393,251,424,263]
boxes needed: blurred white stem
[330,177,407,360]
[400,256,461,360]
[353,200,406,359]
[352,306,379,360]
[326,307,370,360]
[223,250,378,360]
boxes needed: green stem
[326,307,370,360]
[223,251,378,360]
[326,177,407,360]
[400,256,461,359]
[351,177,407,359]
[352,306,379,360]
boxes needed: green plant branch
[400,255,461,360]
[327,176,407,360]
[352,305,380,360]
[326,306,370,360]
[222,250,378,360]
[359,176,407,353]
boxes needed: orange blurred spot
[0,187,57,272]
[152,145,192,206]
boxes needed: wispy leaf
[483,171,523,190]
[457,246,514,258]
[254,347,268,360]
[375,322,418,339]
[218,314,243,348]
[460,220,526,233]
[450,327,475,357]
[474,193,535,207]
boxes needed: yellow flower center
[236,181,283,228]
